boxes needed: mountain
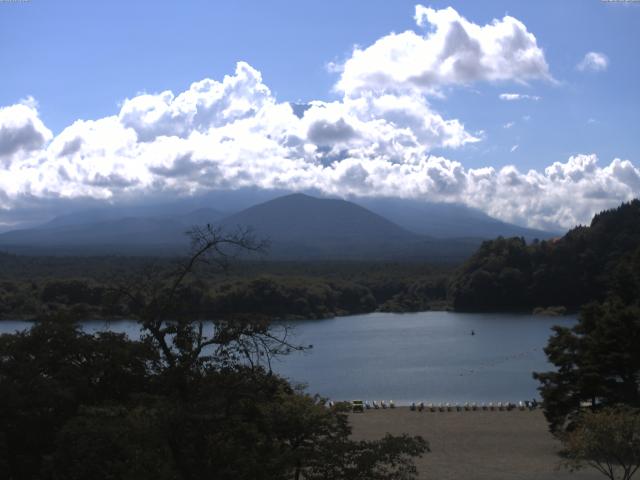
[354,197,557,240]
[218,193,480,261]
[222,193,416,243]
[0,187,290,234]
[1,192,556,261]
[38,205,224,230]
[0,193,481,261]
[0,208,225,255]
[219,193,415,258]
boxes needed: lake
[0,311,575,404]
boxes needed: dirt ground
[349,408,602,480]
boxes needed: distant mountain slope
[355,197,556,240]
[0,193,483,261]
[40,206,224,230]
[0,208,225,254]
[221,193,416,243]
[219,193,479,261]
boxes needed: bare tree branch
[105,223,308,385]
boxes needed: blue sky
[0,0,639,229]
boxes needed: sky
[1,0,639,231]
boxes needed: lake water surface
[0,311,575,404]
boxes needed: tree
[0,317,156,479]
[450,200,640,312]
[256,392,429,480]
[0,224,429,480]
[303,433,428,480]
[107,224,429,480]
[52,403,177,480]
[561,408,640,480]
[108,225,305,397]
[533,300,640,433]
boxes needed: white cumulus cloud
[0,8,634,233]
[577,52,609,72]
[336,5,552,97]
[0,72,636,232]
[0,102,52,164]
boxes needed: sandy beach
[349,408,602,480]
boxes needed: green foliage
[52,403,177,480]
[0,320,427,480]
[531,202,640,480]
[450,200,640,311]
[303,433,429,480]
[0,258,453,321]
[378,277,448,312]
[534,300,640,432]
[0,319,156,479]
[534,249,640,433]
[0,227,429,480]
[208,276,376,319]
[561,407,640,480]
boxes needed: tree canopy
[533,299,640,433]
[0,225,428,480]
[533,202,640,480]
[450,200,640,312]
[561,408,640,480]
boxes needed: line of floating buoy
[457,347,540,376]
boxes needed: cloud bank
[0,6,636,232]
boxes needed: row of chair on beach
[332,399,540,412]
[409,400,539,412]
[366,400,394,410]
[329,400,395,411]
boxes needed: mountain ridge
[0,192,555,261]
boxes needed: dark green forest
[0,255,451,321]
[531,218,640,438]
[449,200,640,312]
[0,320,428,480]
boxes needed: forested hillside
[0,256,450,321]
[449,200,640,311]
